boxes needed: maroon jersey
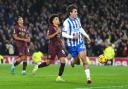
[13,25,29,55]
[13,25,29,46]
[48,25,62,45]
[48,25,66,60]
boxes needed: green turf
[0,64,128,89]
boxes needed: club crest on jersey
[48,55,51,59]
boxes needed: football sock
[85,69,91,80]
[1,60,3,63]
[23,62,27,70]
[14,61,20,66]
[38,62,48,68]
[58,63,65,76]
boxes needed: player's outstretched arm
[62,32,78,40]
[79,27,91,43]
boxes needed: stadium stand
[0,0,128,57]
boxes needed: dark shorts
[16,43,29,55]
[48,44,66,60]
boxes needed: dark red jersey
[13,25,29,46]
[13,25,29,55]
[48,25,62,46]
[48,25,66,60]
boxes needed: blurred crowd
[0,0,128,57]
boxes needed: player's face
[17,17,24,25]
[70,9,78,19]
[53,17,60,25]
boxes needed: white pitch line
[76,85,128,89]
[32,74,86,77]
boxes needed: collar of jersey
[69,16,76,21]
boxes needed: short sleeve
[48,26,54,35]
[62,20,69,33]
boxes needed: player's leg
[42,44,56,68]
[56,57,66,81]
[32,47,53,74]
[11,56,22,75]
[21,46,30,75]
[71,56,80,67]
[32,60,50,74]
[38,59,50,68]
[14,57,22,66]
[21,55,27,75]
[55,47,66,81]
[1,59,3,64]
[11,46,23,75]
[40,44,56,68]
[32,47,55,74]
[79,51,92,84]
[78,43,92,84]
[67,46,78,67]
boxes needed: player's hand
[73,34,78,40]
[23,39,30,42]
[87,38,91,44]
[56,28,61,34]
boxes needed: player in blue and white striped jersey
[62,4,92,84]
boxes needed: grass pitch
[0,64,128,89]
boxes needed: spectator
[0,0,128,57]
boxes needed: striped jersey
[62,17,84,46]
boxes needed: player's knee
[79,54,86,60]
[47,63,50,65]
[83,62,89,67]
[20,55,27,60]
[60,57,66,63]
[46,61,50,65]
[79,51,86,58]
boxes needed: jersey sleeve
[62,20,69,33]
[25,30,30,38]
[62,20,74,39]
[13,26,17,34]
[48,26,54,36]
